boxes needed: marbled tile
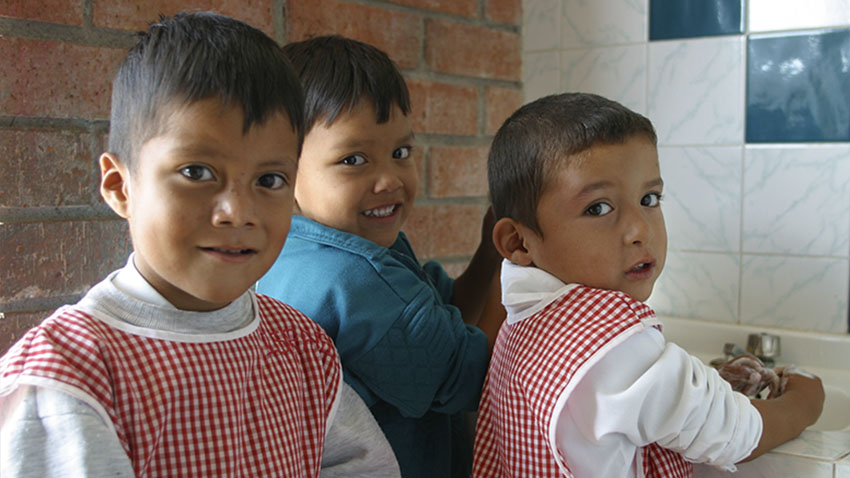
[693,452,833,478]
[648,36,744,145]
[523,0,560,51]
[659,146,742,252]
[838,454,850,478]
[559,44,647,113]
[740,255,849,333]
[743,145,850,257]
[650,0,743,41]
[772,429,850,461]
[747,29,850,143]
[749,0,850,33]
[523,51,560,103]
[561,0,647,48]
[648,251,740,323]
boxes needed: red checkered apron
[0,293,341,477]
[472,285,692,478]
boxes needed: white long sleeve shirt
[501,261,762,477]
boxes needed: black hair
[488,92,657,234]
[282,35,410,134]
[108,11,305,168]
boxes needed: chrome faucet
[711,332,781,368]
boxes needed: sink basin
[810,383,850,431]
[660,316,850,432]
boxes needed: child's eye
[341,154,366,166]
[257,173,288,190]
[393,146,412,159]
[586,202,613,216]
[641,192,663,207]
[181,165,214,181]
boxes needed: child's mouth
[626,261,654,279]
[201,247,256,255]
[363,204,398,218]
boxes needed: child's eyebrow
[645,177,664,189]
[331,132,416,151]
[171,144,296,167]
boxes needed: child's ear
[492,217,535,266]
[99,152,131,219]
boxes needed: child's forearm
[475,273,505,351]
[742,387,823,462]
[452,240,502,325]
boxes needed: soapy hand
[718,355,818,399]
[717,354,781,398]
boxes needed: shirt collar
[501,259,579,324]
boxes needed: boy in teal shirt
[258,35,505,478]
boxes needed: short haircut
[488,93,657,234]
[108,11,305,169]
[282,35,410,134]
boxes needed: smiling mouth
[363,204,398,218]
[200,247,256,255]
[630,262,652,272]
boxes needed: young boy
[257,35,505,478]
[0,13,398,477]
[472,93,825,477]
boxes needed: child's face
[522,136,666,302]
[294,100,417,247]
[100,98,299,311]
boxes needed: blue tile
[747,29,850,143]
[649,0,743,41]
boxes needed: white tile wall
[560,0,647,47]
[647,37,745,145]
[560,45,647,113]
[749,0,850,32]
[743,145,850,256]
[522,0,850,335]
[740,255,849,333]
[659,146,742,252]
[649,251,740,323]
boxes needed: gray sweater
[0,258,399,477]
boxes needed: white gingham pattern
[472,286,692,478]
[0,293,341,477]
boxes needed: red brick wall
[0,0,522,353]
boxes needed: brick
[485,85,523,135]
[92,1,275,35]
[0,220,131,303]
[426,18,520,81]
[407,79,478,136]
[0,38,125,119]
[384,0,477,18]
[486,0,522,25]
[0,129,99,208]
[404,203,485,259]
[0,310,53,356]
[286,0,422,70]
[428,145,489,198]
[0,0,83,25]
[440,260,469,279]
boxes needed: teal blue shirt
[258,216,489,478]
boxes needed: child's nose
[623,206,651,244]
[212,186,257,227]
[373,167,404,194]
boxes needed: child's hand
[479,206,500,263]
[717,354,780,398]
[780,372,824,425]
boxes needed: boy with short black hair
[0,12,398,477]
[473,92,824,477]
[258,35,505,478]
